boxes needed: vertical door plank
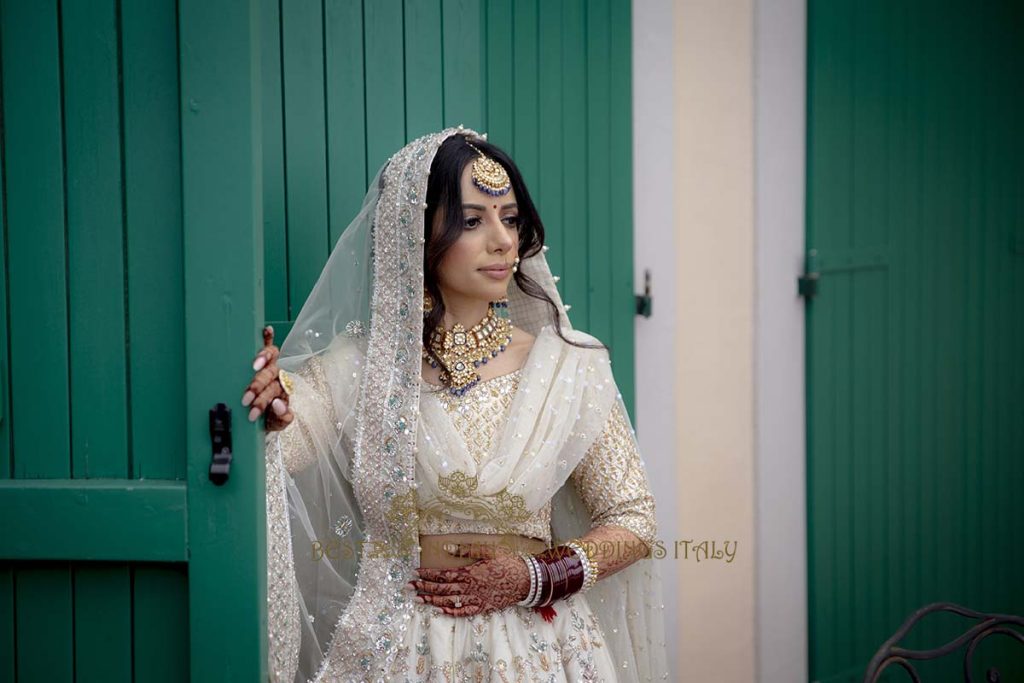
[537,1,564,288]
[122,0,186,480]
[62,0,130,478]
[364,0,407,177]
[133,565,190,682]
[325,0,369,249]
[282,0,330,312]
[442,0,484,129]
[0,0,71,478]
[0,567,12,682]
[0,12,10,477]
[585,0,613,348]
[179,0,266,677]
[73,564,132,682]
[262,0,288,322]
[16,566,73,680]
[560,0,588,330]
[510,0,539,191]
[484,0,513,147]
[608,0,634,413]
[405,0,444,140]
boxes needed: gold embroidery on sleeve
[570,402,658,546]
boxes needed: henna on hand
[411,544,530,617]
[241,325,294,431]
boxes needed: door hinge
[799,249,819,300]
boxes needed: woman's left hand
[409,543,530,617]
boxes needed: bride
[242,127,668,681]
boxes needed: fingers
[248,380,285,422]
[253,343,279,372]
[264,408,295,432]
[417,593,479,609]
[414,567,465,584]
[243,362,281,406]
[253,325,279,372]
[439,604,483,617]
[408,579,465,596]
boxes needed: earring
[423,287,434,315]
[512,256,521,274]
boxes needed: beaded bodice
[417,369,555,543]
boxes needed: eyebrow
[462,203,518,211]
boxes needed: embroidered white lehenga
[265,128,668,682]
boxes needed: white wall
[632,0,679,677]
[754,0,808,680]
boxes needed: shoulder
[550,326,610,359]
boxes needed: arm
[267,354,336,476]
[568,401,658,581]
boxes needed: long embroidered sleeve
[569,401,658,548]
[272,355,335,476]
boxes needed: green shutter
[806,0,1024,680]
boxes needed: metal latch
[799,249,819,300]
[208,403,233,485]
[635,269,653,317]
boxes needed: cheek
[437,236,477,283]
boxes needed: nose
[487,215,516,252]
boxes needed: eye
[463,215,482,229]
[503,214,521,228]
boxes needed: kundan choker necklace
[423,301,514,396]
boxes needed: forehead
[459,160,517,204]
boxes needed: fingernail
[443,543,458,554]
[267,325,274,335]
[405,582,416,591]
[253,355,267,371]
[412,596,425,604]
[242,390,255,407]
[271,398,287,416]
[248,407,261,422]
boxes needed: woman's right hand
[241,325,295,432]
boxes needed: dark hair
[421,134,604,382]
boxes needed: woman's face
[433,161,520,308]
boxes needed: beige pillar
[674,0,756,679]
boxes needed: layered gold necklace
[423,301,514,396]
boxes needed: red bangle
[534,545,586,605]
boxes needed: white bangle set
[516,552,543,607]
[564,540,598,592]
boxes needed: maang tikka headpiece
[466,139,512,196]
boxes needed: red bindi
[493,204,497,209]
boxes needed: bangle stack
[516,539,600,612]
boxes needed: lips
[478,265,511,279]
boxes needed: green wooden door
[261,0,638,413]
[0,0,266,680]
[806,1,1024,681]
